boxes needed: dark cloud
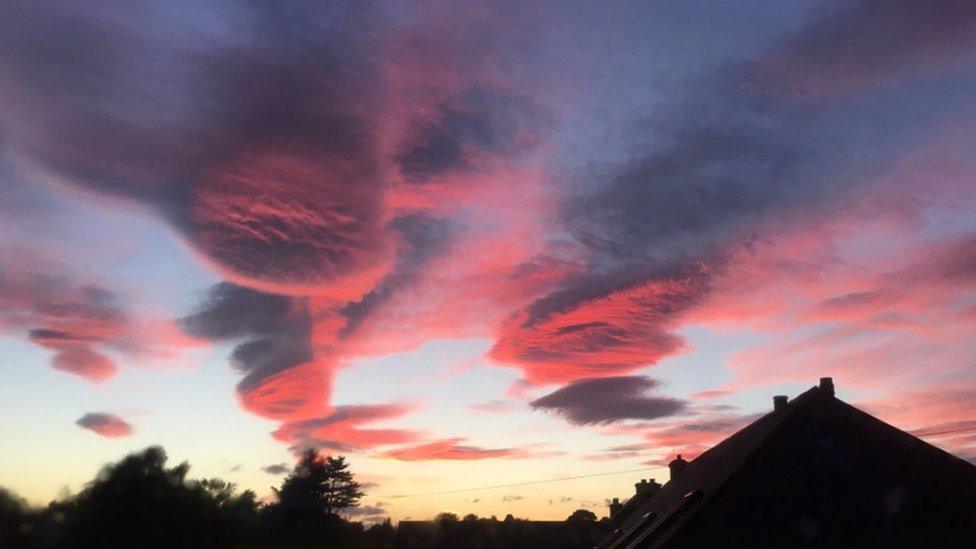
[180,282,315,419]
[180,283,293,340]
[395,88,548,183]
[262,463,290,476]
[0,0,389,293]
[563,69,840,271]
[494,0,976,383]
[530,376,687,425]
[76,413,132,437]
[773,0,976,93]
[340,214,454,336]
[0,1,551,298]
[501,495,523,502]
[29,328,99,348]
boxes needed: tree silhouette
[274,449,363,519]
[1,488,35,547]
[2,447,611,548]
[46,446,260,547]
[566,508,597,523]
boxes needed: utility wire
[380,426,976,500]
[382,467,658,499]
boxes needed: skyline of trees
[0,446,609,548]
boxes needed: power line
[381,467,658,499]
[379,426,976,500]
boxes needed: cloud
[5,0,976,469]
[582,443,654,462]
[339,214,455,338]
[51,347,117,383]
[644,415,756,450]
[0,2,563,455]
[491,270,710,383]
[530,376,687,425]
[262,463,290,476]
[0,1,548,302]
[273,404,421,452]
[0,0,394,297]
[769,0,976,94]
[340,505,387,519]
[382,438,530,461]
[501,495,523,502]
[488,0,976,391]
[468,399,521,414]
[75,413,132,438]
[394,88,547,183]
[0,254,195,382]
[180,282,324,420]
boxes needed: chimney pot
[819,377,835,397]
[634,478,662,497]
[773,395,788,411]
[668,454,689,481]
[609,497,623,517]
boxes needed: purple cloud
[530,376,687,425]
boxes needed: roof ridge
[646,385,823,547]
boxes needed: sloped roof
[607,480,662,529]
[601,380,976,548]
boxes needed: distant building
[608,478,662,524]
[395,513,607,548]
[601,378,976,548]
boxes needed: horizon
[2,0,976,526]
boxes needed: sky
[1,0,976,523]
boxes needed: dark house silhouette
[608,478,662,526]
[600,378,976,548]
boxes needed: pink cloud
[490,269,709,384]
[273,404,422,452]
[238,361,333,421]
[52,348,117,383]
[635,414,760,460]
[381,438,531,461]
[856,384,976,459]
[0,252,200,383]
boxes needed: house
[395,514,606,548]
[600,378,976,548]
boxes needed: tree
[566,509,597,523]
[48,446,259,547]
[274,449,364,519]
[1,488,36,547]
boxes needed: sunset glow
[2,0,976,525]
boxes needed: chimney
[819,377,835,397]
[634,478,661,497]
[668,455,688,481]
[609,497,623,517]
[773,395,788,411]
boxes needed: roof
[600,380,976,548]
[607,480,661,528]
